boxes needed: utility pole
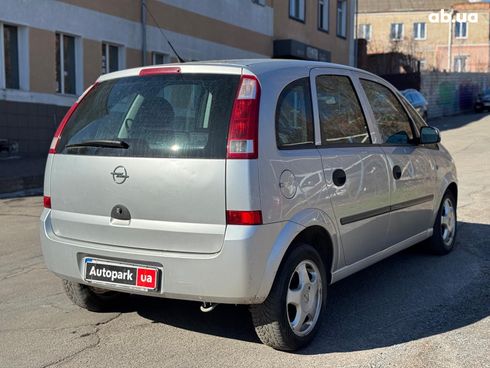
[141,0,147,66]
[354,0,359,67]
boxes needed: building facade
[357,0,490,73]
[0,0,356,157]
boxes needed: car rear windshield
[57,74,240,158]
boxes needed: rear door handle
[332,169,347,187]
[393,165,402,180]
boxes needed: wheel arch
[432,167,458,224]
[255,209,342,303]
[446,182,458,205]
[286,226,334,284]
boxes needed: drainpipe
[141,0,147,66]
[353,0,359,67]
[447,9,455,72]
[349,0,358,67]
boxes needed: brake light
[226,210,263,225]
[227,75,261,159]
[139,67,181,76]
[48,83,98,154]
[43,196,51,209]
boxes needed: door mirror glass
[419,126,441,144]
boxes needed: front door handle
[393,165,402,180]
[332,169,347,187]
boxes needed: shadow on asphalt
[117,221,489,354]
[430,112,489,131]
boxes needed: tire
[427,191,457,255]
[250,244,327,351]
[62,280,128,312]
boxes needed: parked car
[40,60,458,351]
[474,88,490,113]
[401,89,429,121]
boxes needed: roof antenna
[142,2,185,63]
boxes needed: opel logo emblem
[110,165,129,184]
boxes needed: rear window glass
[58,74,240,158]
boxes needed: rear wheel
[250,244,327,351]
[62,280,128,312]
[427,191,457,255]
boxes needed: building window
[454,56,467,72]
[55,33,77,95]
[419,59,427,71]
[318,0,329,32]
[455,21,468,39]
[102,43,120,74]
[413,22,426,40]
[358,24,371,41]
[152,52,170,65]
[336,0,347,38]
[390,23,404,41]
[3,24,19,89]
[289,0,305,22]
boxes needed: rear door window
[57,74,240,158]
[361,79,415,145]
[316,75,371,145]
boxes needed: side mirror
[419,126,441,144]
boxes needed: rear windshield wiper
[65,139,130,149]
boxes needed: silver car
[40,60,458,351]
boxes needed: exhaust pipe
[200,302,218,313]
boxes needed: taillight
[43,196,51,209]
[226,210,263,225]
[48,83,98,154]
[227,75,261,159]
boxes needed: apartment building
[0,0,355,157]
[357,0,490,73]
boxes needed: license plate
[84,258,159,291]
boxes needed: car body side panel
[256,66,325,224]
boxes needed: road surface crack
[39,313,121,368]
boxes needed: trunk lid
[49,72,240,254]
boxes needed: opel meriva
[41,60,458,351]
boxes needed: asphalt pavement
[0,113,489,368]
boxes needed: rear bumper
[40,209,284,304]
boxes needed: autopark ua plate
[83,258,159,291]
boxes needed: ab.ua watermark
[429,10,478,24]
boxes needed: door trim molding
[340,194,434,225]
[340,206,390,225]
